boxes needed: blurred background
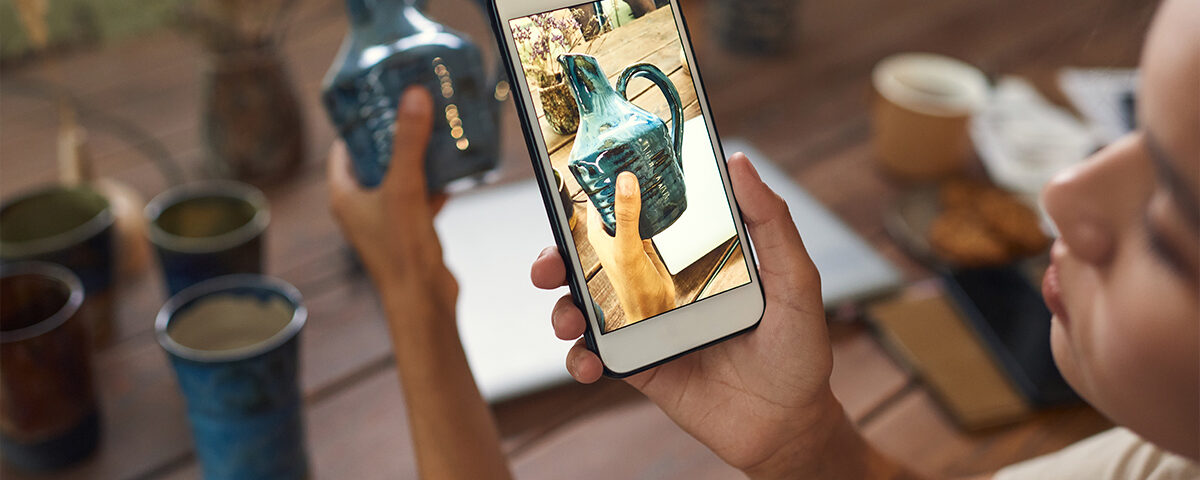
[0,0,1154,478]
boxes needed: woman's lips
[1043,259,1069,325]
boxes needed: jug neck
[562,55,617,117]
[345,0,432,39]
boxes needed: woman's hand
[531,154,906,479]
[586,172,676,325]
[328,87,457,322]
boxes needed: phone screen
[508,2,751,334]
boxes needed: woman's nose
[1041,134,1151,266]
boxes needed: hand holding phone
[532,154,858,478]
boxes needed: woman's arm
[382,289,510,480]
[328,87,511,480]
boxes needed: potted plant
[513,12,585,135]
[181,0,305,183]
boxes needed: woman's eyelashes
[1141,208,1195,282]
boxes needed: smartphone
[489,0,765,376]
[944,266,1078,406]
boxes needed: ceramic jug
[560,53,686,239]
[321,0,502,190]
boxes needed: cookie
[928,209,1011,267]
[938,178,990,211]
[976,189,1050,255]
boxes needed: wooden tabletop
[0,0,1151,477]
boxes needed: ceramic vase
[560,53,686,239]
[321,0,502,190]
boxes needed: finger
[327,139,362,203]
[567,338,603,383]
[429,193,450,216]
[531,246,568,289]
[382,87,435,196]
[612,172,642,252]
[587,199,604,235]
[551,294,587,340]
[642,239,672,282]
[727,153,821,302]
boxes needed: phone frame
[488,0,765,376]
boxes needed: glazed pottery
[157,275,308,480]
[145,181,268,296]
[560,53,686,239]
[322,0,502,189]
[0,185,116,344]
[0,262,99,471]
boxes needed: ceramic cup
[0,262,100,471]
[156,274,308,480]
[871,53,990,181]
[145,181,269,297]
[0,185,116,344]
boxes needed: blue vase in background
[560,53,686,239]
[322,0,502,190]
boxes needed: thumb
[382,87,435,196]
[612,171,643,250]
[727,153,821,305]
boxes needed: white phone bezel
[494,0,764,375]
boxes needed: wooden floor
[0,0,1152,477]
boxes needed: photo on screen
[510,1,750,333]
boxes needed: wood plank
[696,242,749,301]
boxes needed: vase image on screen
[560,53,687,239]
[321,0,502,190]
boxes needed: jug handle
[616,63,684,171]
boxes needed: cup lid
[873,53,990,117]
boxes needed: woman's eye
[1142,208,1194,281]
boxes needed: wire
[2,76,187,186]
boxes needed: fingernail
[617,172,635,198]
[401,87,431,116]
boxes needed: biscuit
[976,189,1050,255]
[928,209,1011,267]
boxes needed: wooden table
[0,0,1150,477]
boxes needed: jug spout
[558,54,613,116]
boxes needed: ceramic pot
[202,45,305,184]
[540,79,579,135]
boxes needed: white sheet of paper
[651,117,738,275]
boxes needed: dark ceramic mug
[0,262,100,471]
[0,185,116,344]
[145,181,269,297]
[156,274,308,480]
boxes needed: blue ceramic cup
[145,181,269,297]
[0,262,100,471]
[156,274,308,480]
[0,185,116,343]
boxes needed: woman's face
[1040,0,1199,460]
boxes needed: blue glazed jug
[321,0,502,190]
[560,53,686,239]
